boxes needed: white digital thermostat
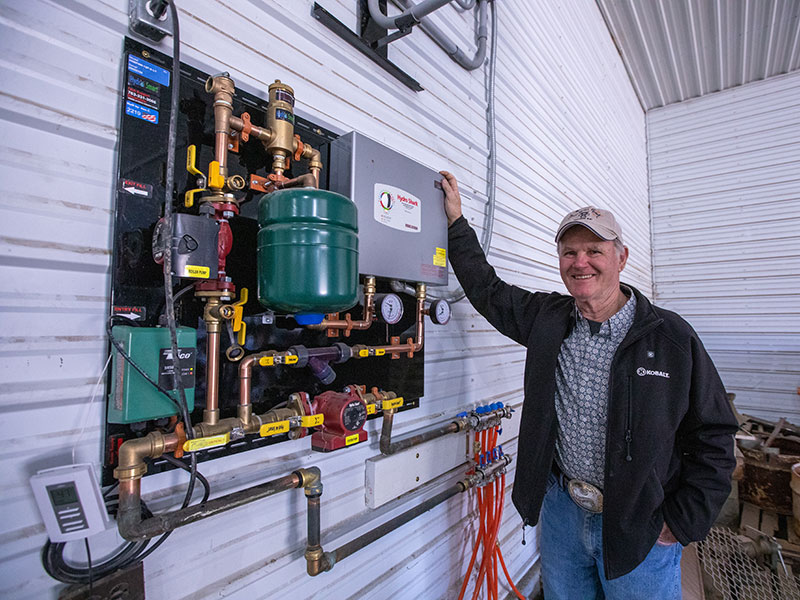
[30,464,110,542]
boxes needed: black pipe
[333,482,466,563]
[120,473,301,541]
[381,420,461,455]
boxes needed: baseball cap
[555,206,624,244]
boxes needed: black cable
[84,538,93,593]
[162,453,211,503]
[160,0,192,442]
[42,453,209,583]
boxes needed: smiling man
[440,172,737,599]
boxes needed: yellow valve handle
[232,288,248,346]
[186,145,204,177]
[208,161,225,190]
[300,414,324,427]
[183,432,230,453]
[184,188,205,208]
[184,145,207,207]
[260,421,290,437]
[382,397,404,411]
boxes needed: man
[440,171,737,599]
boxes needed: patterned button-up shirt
[554,289,636,488]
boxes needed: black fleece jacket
[448,216,737,579]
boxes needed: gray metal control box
[328,132,448,286]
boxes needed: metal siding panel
[597,0,800,110]
[649,71,800,423]
[0,0,647,597]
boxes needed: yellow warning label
[284,355,299,365]
[345,433,360,446]
[300,414,324,427]
[184,265,210,279]
[260,421,290,437]
[382,397,404,411]
[183,433,230,453]
[366,404,376,415]
[359,349,369,358]
[375,348,386,356]
[259,356,274,367]
[433,247,447,267]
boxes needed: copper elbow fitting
[114,431,169,481]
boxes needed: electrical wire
[84,538,93,593]
[41,451,210,584]
[160,0,193,441]
[419,0,498,304]
[71,354,112,465]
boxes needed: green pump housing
[257,188,359,313]
[107,326,197,424]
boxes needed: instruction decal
[373,183,422,233]
[125,100,159,124]
[118,178,153,198]
[112,305,146,321]
[126,86,158,109]
[433,247,446,267]
[127,54,171,87]
[127,73,161,95]
[157,347,196,389]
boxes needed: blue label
[275,108,294,124]
[127,54,170,87]
[126,100,159,124]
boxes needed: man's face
[558,226,628,305]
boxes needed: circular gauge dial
[378,293,404,324]
[430,299,451,325]
[342,400,368,431]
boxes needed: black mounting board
[312,2,423,92]
[104,38,423,485]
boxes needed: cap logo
[571,208,602,221]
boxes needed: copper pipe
[205,75,236,178]
[311,277,376,334]
[204,329,220,425]
[118,471,304,541]
[370,283,426,355]
[229,115,272,144]
[276,172,317,189]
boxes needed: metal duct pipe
[368,0,452,30]
[393,0,488,70]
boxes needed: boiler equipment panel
[328,132,448,286]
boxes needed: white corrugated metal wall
[0,1,648,598]
[648,71,800,423]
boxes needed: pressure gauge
[377,293,404,324]
[430,299,451,325]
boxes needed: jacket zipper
[625,376,633,462]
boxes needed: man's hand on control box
[439,170,463,227]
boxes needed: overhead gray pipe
[368,0,452,30]
[393,0,488,70]
[454,0,476,8]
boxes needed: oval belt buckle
[567,479,603,513]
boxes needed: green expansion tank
[257,188,359,313]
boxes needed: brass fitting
[205,74,236,178]
[267,80,295,174]
[114,431,170,481]
[296,466,322,495]
[305,546,333,576]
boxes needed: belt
[552,463,604,514]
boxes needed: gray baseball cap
[555,206,624,244]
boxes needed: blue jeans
[541,473,682,599]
